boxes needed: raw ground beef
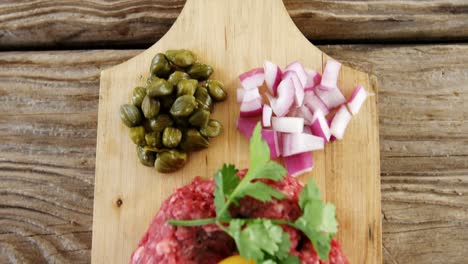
[130,173,349,264]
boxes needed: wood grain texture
[321,44,468,264]
[0,50,138,264]
[1,0,468,49]
[92,0,381,263]
[0,44,467,263]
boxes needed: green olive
[162,127,182,148]
[165,49,196,67]
[147,77,173,97]
[145,132,162,148]
[194,86,213,112]
[136,145,156,167]
[177,79,198,96]
[167,71,190,87]
[155,150,187,173]
[120,104,142,127]
[131,86,147,107]
[129,126,146,145]
[180,128,209,152]
[200,119,223,137]
[206,80,227,101]
[141,95,160,119]
[150,53,172,78]
[148,114,174,132]
[188,109,210,127]
[170,95,198,117]
[187,63,213,80]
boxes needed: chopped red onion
[236,117,259,139]
[271,117,304,133]
[239,68,265,90]
[261,129,281,159]
[282,70,304,107]
[262,104,273,127]
[310,109,331,142]
[264,60,282,96]
[284,152,314,177]
[304,91,330,115]
[347,85,368,115]
[285,61,308,87]
[282,133,324,157]
[269,78,295,117]
[330,105,352,140]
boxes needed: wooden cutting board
[92,0,382,263]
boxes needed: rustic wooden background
[0,0,467,263]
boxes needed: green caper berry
[189,109,210,127]
[129,126,146,145]
[187,63,213,80]
[150,53,172,78]
[155,150,187,173]
[120,104,142,127]
[147,77,173,97]
[177,79,198,96]
[165,49,196,67]
[136,145,156,167]
[170,95,198,117]
[131,86,147,107]
[162,127,182,148]
[206,80,227,101]
[200,119,223,138]
[167,71,190,87]
[141,95,160,119]
[194,86,213,112]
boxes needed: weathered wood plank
[0,44,467,263]
[0,0,468,49]
[322,44,468,264]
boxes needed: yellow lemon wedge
[218,255,255,264]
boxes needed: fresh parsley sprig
[168,123,338,263]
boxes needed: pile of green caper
[119,49,226,173]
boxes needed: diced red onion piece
[330,105,352,140]
[315,85,346,109]
[264,60,282,96]
[236,88,245,103]
[236,117,259,139]
[284,152,314,177]
[321,59,341,89]
[282,71,304,107]
[239,68,265,90]
[303,126,312,134]
[240,97,262,117]
[243,88,261,102]
[304,91,330,115]
[282,133,324,157]
[271,117,304,133]
[289,105,313,125]
[310,109,331,142]
[304,68,320,91]
[262,105,273,127]
[270,78,294,117]
[347,85,368,115]
[261,129,281,159]
[285,61,308,87]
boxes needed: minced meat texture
[130,173,349,264]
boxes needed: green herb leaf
[214,164,239,219]
[293,179,338,260]
[249,123,270,170]
[237,181,285,202]
[227,219,291,263]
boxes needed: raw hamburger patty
[130,173,348,264]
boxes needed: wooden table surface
[0,1,467,263]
